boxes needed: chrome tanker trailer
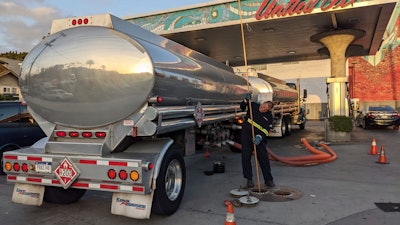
[2,14,305,219]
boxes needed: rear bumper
[370,119,398,126]
[2,148,155,194]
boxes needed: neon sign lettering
[255,0,355,20]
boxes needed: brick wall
[349,13,400,110]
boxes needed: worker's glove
[245,93,252,101]
[253,135,262,145]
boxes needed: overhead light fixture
[263,28,275,32]
[287,51,296,54]
[348,18,360,23]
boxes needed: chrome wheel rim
[165,159,183,201]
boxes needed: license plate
[35,162,52,173]
[381,115,388,119]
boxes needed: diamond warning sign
[54,158,79,189]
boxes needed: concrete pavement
[0,120,399,225]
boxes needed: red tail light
[22,163,29,172]
[13,163,20,172]
[119,170,128,180]
[107,169,116,179]
[157,96,163,103]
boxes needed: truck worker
[240,94,275,188]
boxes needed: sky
[0,0,211,53]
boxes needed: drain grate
[249,186,303,202]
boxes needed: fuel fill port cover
[230,188,249,197]
[239,196,259,206]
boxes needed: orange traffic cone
[204,150,210,158]
[376,145,389,164]
[225,203,236,225]
[369,138,378,155]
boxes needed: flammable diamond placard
[54,158,79,189]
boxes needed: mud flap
[111,192,154,219]
[11,183,44,206]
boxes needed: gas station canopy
[126,0,397,66]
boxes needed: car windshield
[368,106,395,111]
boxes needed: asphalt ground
[1,120,400,225]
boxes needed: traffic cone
[204,150,210,158]
[369,138,378,155]
[376,145,389,164]
[225,203,236,225]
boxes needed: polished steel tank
[20,18,249,128]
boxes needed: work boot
[265,180,275,188]
[247,179,254,188]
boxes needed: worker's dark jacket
[240,100,273,143]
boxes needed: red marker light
[78,19,82,25]
[69,131,79,137]
[84,18,89,24]
[95,132,106,138]
[157,96,163,103]
[56,131,67,137]
[72,19,77,26]
[82,132,92,138]
[148,163,154,170]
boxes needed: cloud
[0,0,62,52]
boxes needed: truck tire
[43,186,86,204]
[152,144,186,215]
[284,117,292,136]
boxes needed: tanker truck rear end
[2,14,305,219]
[250,72,307,137]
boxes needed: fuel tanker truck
[2,14,306,219]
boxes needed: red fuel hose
[228,138,337,166]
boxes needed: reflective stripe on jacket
[247,118,269,136]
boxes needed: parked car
[0,101,46,174]
[355,105,400,130]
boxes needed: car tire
[362,119,368,129]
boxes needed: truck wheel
[299,116,306,130]
[43,186,86,204]
[152,144,186,215]
[284,117,292,136]
[280,117,286,137]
